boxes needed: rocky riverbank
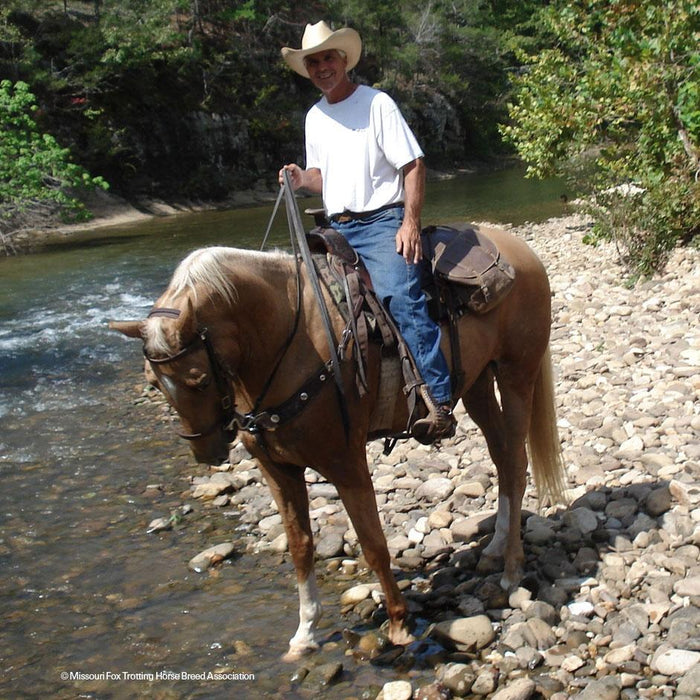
[149,214,699,698]
[6,186,280,254]
[4,166,473,254]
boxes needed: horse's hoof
[500,567,524,591]
[281,643,318,663]
[388,628,415,647]
[476,553,503,576]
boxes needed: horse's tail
[527,344,567,506]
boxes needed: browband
[148,307,181,319]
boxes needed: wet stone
[380,679,413,700]
[471,668,498,695]
[436,662,475,696]
[307,661,344,688]
[187,542,234,572]
[340,584,372,606]
[146,517,172,533]
[563,507,599,534]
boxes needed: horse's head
[112,245,298,465]
[111,298,237,465]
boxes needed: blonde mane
[172,246,293,303]
[170,246,239,306]
[144,246,292,355]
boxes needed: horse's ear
[109,320,145,339]
[179,297,198,339]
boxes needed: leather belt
[330,202,404,224]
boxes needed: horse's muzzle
[188,429,235,466]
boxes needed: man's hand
[396,221,423,264]
[278,163,304,189]
[278,164,323,193]
[397,157,426,264]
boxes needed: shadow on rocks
[338,477,699,698]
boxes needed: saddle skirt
[307,223,516,435]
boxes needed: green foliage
[501,0,700,274]
[0,79,108,250]
[324,0,552,159]
[1,0,553,198]
[97,0,192,68]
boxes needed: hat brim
[281,28,361,78]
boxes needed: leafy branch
[0,79,108,254]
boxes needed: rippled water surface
[0,169,568,698]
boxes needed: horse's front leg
[257,459,323,661]
[335,461,412,646]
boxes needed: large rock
[574,676,621,700]
[431,615,495,651]
[677,664,700,696]
[315,528,345,559]
[436,663,476,696]
[563,507,598,534]
[340,584,372,606]
[416,477,455,501]
[651,648,700,676]
[490,678,536,700]
[380,680,413,700]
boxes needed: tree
[501,0,700,275]
[0,79,108,253]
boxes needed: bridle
[144,308,237,441]
[143,255,314,446]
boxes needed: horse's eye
[185,371,211,391]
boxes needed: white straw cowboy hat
[281,21,362,78]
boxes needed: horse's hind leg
[257,460,323,661]
[462,364,532,589]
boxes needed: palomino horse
[110,224,566,660]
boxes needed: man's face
[304,49,349,97]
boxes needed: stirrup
[411,387,457,445]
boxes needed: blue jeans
[333,207,452,405]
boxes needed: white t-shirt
[305,85,424,216]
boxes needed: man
[280,21,455,443]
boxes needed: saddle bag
[422,224,516,314]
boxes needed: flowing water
[0,168,569,698]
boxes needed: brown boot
[411,389,457,445]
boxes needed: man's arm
[279,164,323,193]
[396,157,425,264]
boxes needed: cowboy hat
[281,21,361,78]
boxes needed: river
[0,168,569,698]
